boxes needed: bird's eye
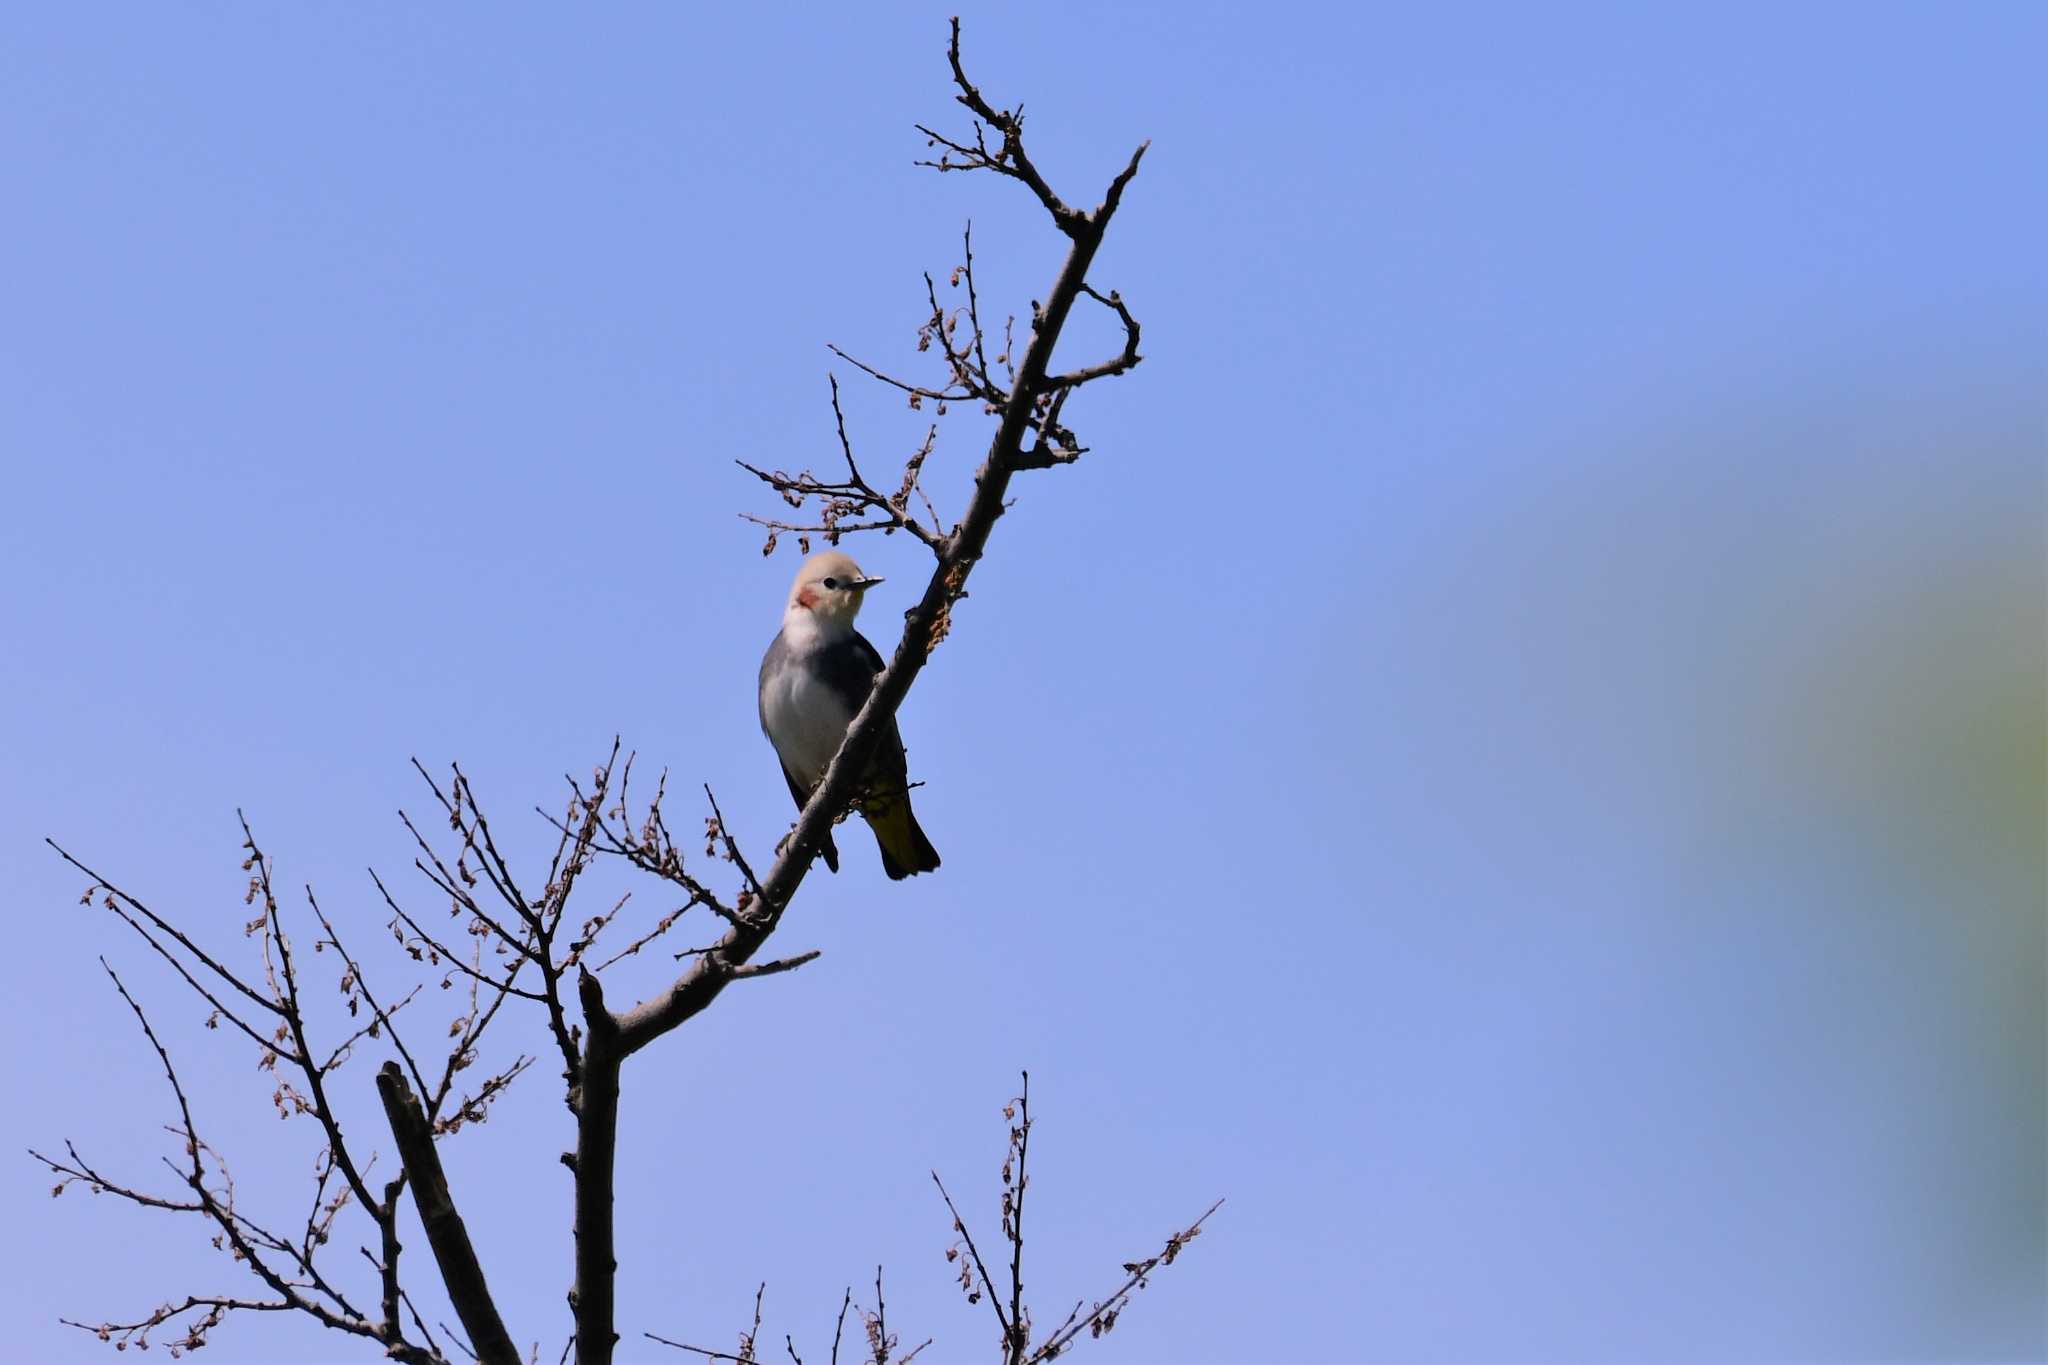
[822,577,839,590]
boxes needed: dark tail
[871,799,941,880]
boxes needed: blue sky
[3,5,2042,1362]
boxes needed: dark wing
[816,630,909,786]
[782,758,840,874]
[838,630,936,877]
[849,630,884,671]
[776,760,810,811]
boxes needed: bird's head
[786,550,883,629]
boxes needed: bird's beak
[851,576,884,590]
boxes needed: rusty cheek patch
[796,585,819,610]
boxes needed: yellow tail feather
[862,794,941,880]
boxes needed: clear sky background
[3,5,2042,1363]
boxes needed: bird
[757,549,941,879]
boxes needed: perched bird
[757,549,941,879]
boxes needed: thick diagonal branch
[376,1062,520,1365]
[607,148,1144,1065]
[564,32,1146,1365]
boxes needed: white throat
[781,605,854,651]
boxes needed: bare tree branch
[51,840,289,1022]
[376,1062,519,1365]
[1038,284,1142,393]
[1024,1200,1223,1362]
[916,19,1081,232]
[32,959,446,1360]
[608,20,1150,1070]
[569,970,624,1363]
[726,951,822,981]
[655,1084,1210,1365]
[934,1168,1011,1344]
[739,378,947,555]
[40,22,1173,1365]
